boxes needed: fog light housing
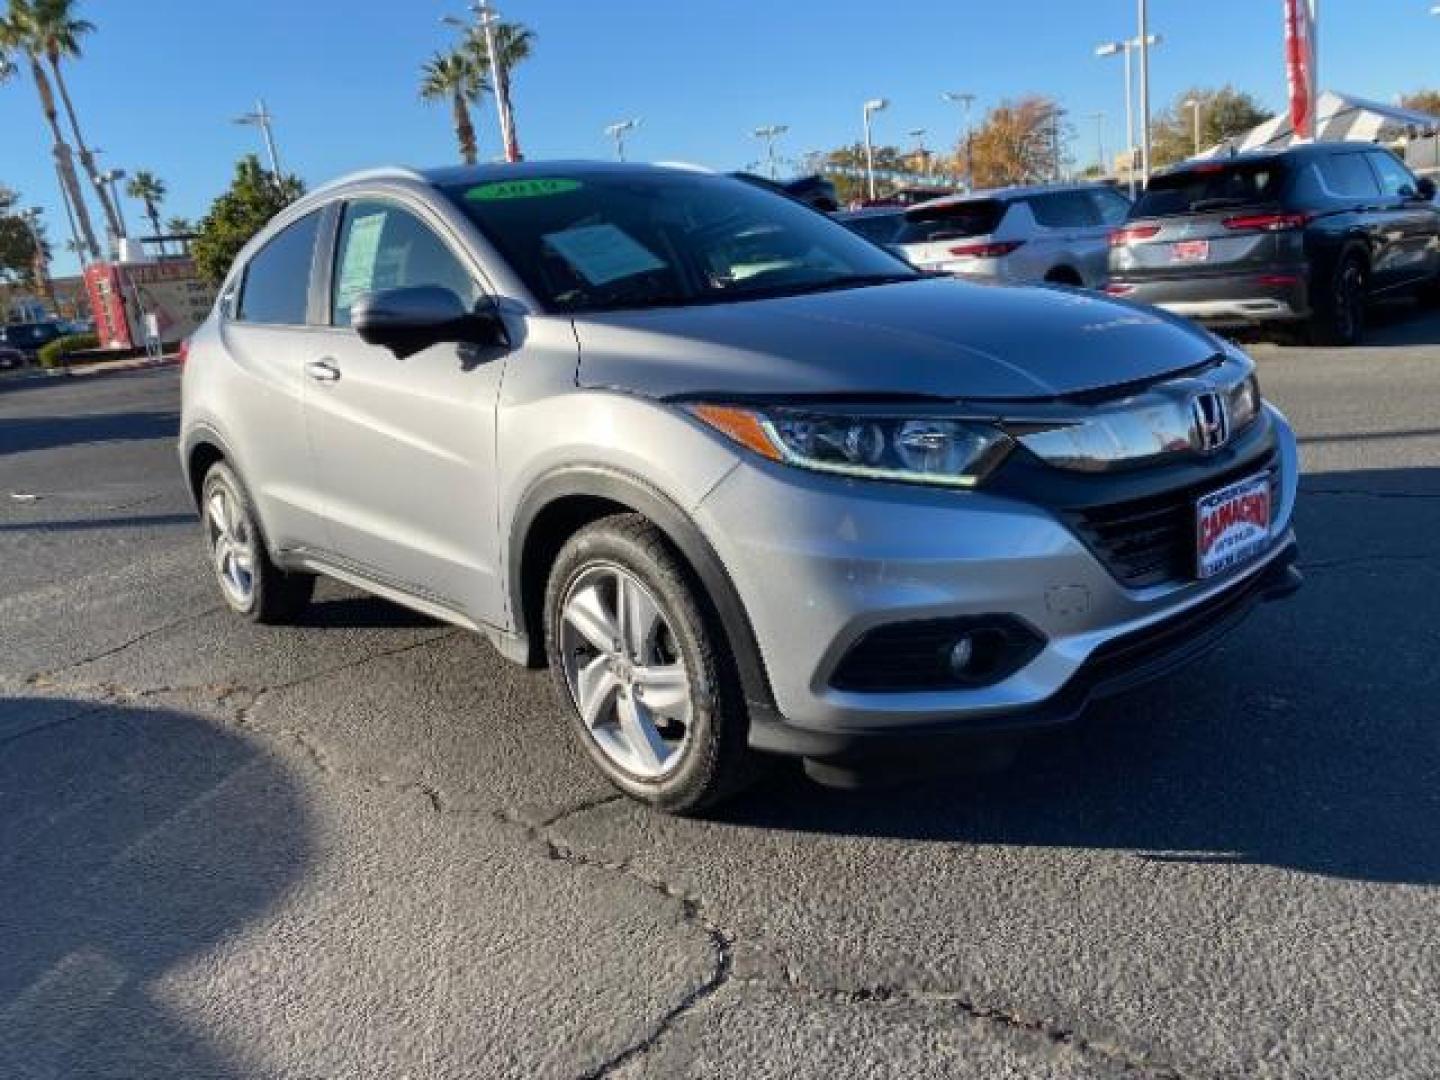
[831,616,1045,693]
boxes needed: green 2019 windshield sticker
[466,178,582,201]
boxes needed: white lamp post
[862,98,889,201]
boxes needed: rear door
[1109,160,1295,283]
[1364,150,1440,290]
[1027,189,1118,285]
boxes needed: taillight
[947,240,1025,259]
[1222,212,1311,233]
[1104,283,1136,296]
[176,337,191,366]
[1109,225,1161,247]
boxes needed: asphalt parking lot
[2,308,1438,1079]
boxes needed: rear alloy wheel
[544,515,753,814]
[201,462,315,624]
[1309,255,1367,346]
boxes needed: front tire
[1307,254,1367,346]
[543,514,754,815]
[201,462,315,624]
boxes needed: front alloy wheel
[559,564,692,778]
[544,514,754,814]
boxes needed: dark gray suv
[1107,145,1440,344]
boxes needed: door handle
[305,358,341,383]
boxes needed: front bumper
[695,404,1301,757]
[1112,271,1310,327]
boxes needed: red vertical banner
[1285,0,1317,140]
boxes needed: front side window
[442,172,915,313]
[1368,152,1419,199]
[236,211,321,326]
[331,200,481,327]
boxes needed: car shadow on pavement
[0,411,179,457]
[719,466,1440,888]
[297,593,441,630]
[0,697,312,1079]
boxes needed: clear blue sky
[4,0,1438,276]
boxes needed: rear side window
[897,199,1007,243]
[1368,151,1419,198]
[1029,191,1101,229]
[843,213,904,245]
[1133,163,1289,218]
[1315,153,1382,199]
[1089,187,1132,226]
[236,211,321,325]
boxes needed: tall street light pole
[99,168,128,240]
[1184,98,1203,157]
[234,100,285,185]
[752,124,789,180]
[1095,33,1161,198]
[472,1,520,161]
[1085,111,1107,177]
[605,119,640,162]
[862,98,888,201]
[54,159,87,266]
[942,91,976,189]
[1138,0,1153,187]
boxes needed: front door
[304,197,510,626]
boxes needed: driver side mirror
[352,285,509,359]
[1417,176,1437,202]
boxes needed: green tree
[1150,87,1270,168]
[0,185,49,288]
[420,51,486,165]
[125,169,166,242]
[1401,90,1440,118]
[192,155,305,287]
[27,0,123,242]
[0,0,100,258]
[822,142,908,204]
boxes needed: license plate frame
[1195,472,1272,580]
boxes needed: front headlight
[689,404,1013,487]
[1227,373,1262,433]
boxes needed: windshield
[442,172,917,313]
[1133,162,1290,217]
[895,199,1007,244]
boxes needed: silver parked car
[180,162,1301,813]
[894,182,1132,286]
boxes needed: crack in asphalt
[754,979,1190,1079]
[489,800,733,1080]
[1302,553,1437,573]
[1303,487,1440,501]
[21,604,227,688]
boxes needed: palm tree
[27,0,122,243]
[0,0,99,259]
[166,216,193,255]
[420,50,486,165]
[125,170,165,250]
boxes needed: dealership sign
[1284,0,1318,141]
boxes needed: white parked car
[893,183,1132,287]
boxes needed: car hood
[571,277,1223,402]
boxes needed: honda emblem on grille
[1191,392,1231,453]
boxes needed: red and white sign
[83,259,216,350]
[1196,473,1272,579]
[1284,0,1318,141]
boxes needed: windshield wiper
[730,273,920,300]
[1187,197,1259,212]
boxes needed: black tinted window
[1368,151,1419,198]
[1316,153,1382,198]
[842,213,905,245]
[332,201,480,327]
[237,211,321,325]
[1030,191,1100,229]
[897,199,1007,243]
[1133,162,1289,217]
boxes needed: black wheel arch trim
[180,423,238,508]
[509,464,779,718]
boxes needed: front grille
[1065,452,1281,588]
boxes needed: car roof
[1156,143,1381,177]
[419,159,715,187]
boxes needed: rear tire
[200,462,315,624]
[543,514,755,815]
[1307,254,1367,346]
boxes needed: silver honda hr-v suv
[180,162,1301,813]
